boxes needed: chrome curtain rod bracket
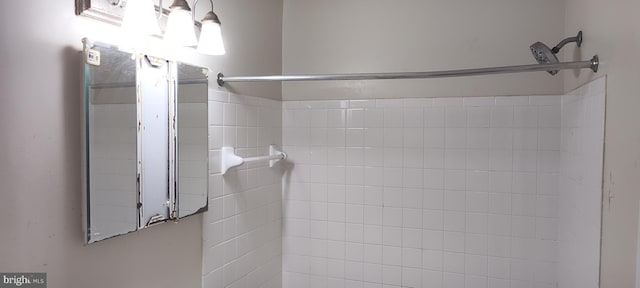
[217,55,599,86]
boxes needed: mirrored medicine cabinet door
[82,39,209,243]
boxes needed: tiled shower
[202,77,604,288]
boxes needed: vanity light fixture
[77,0,225,55]
[121,0,161,36]
[194,0,225,55]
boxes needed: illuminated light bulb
[121,0,160,36]
[197,11,225,55]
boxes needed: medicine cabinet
[82,39,209,243]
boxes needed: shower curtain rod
[217,55,598,86]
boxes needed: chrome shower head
[530,41,559,75]
[530,31,583,75]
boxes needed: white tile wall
[282,96,564,288]
[200,88,604,288]
[202,90,283,288]
[558,77,605,288]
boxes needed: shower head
[530,42,559,75]
[530,31,583,75]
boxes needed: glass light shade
[164,9,198,47]
[197,21,226,55]
[121,0,160,36]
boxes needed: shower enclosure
[201,33,605,288]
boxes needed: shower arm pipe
[552,31,583,54]
[217,55,598,86]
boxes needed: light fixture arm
[192,0,215,23]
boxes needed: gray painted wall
[282,0,566,101]
[563,0,640,287]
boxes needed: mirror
[82,39,209,243]
[176,63,209,217]
[84,42,138,242]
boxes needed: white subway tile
[424,149,445,169]
[466,150,489,171]
[347,109,365,128]
[424,107,446,127]
[364,186,383,206]
[512,128,538,150]
[535,218,557,240]
[364,206,383,225]
[423,189,445,210]
[383,108,404,127]
[529,95,561,106]
[350,100,375,108]
[383,187,403,207]
[464,97,495,107]
[423,209,444,230]
[346,129,365,147]
[376,99,404,108]
[443,252,465,273]
[511,216,535,238]
[489,128,513,150]
[466,213,488,234]
[404,148,424,168]
[446,107,468,128]
[495,96,529,106]
[511,194,536,216]
[382,227,402,246]
[403,107,424,127]
[444,211,466,232]
[446,128,467,149]
[444,170,466,191]
[363,263,383,283]
[346,243,365,262]
[383,128,403,147]
[403,128,424,147]
[513,107,538,128]
[445,150,467,170]
[512,172,537,194]
[490,107,514,128]
[345,204,364,224]
[423,229,444,250]
[364,225,383,245]
[405,98,433,107]
[444,191,466,212]
[465,233,488,255]
[488,214,511,236]
[364,108,384,128]
[444,231,465,252]
[402,267,423,287]
[382,265,402,286]
[423,270,444,287]
[538,106,561,128]
[465,254,488,276]
[423,250,444,271]
[487,235,511,257]
[328,223,346,242]
[402,228,423,248]
[433,98,464,107]
[383,246,402,266]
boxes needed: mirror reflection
[86,43,138,242]
[177,63,209,217]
